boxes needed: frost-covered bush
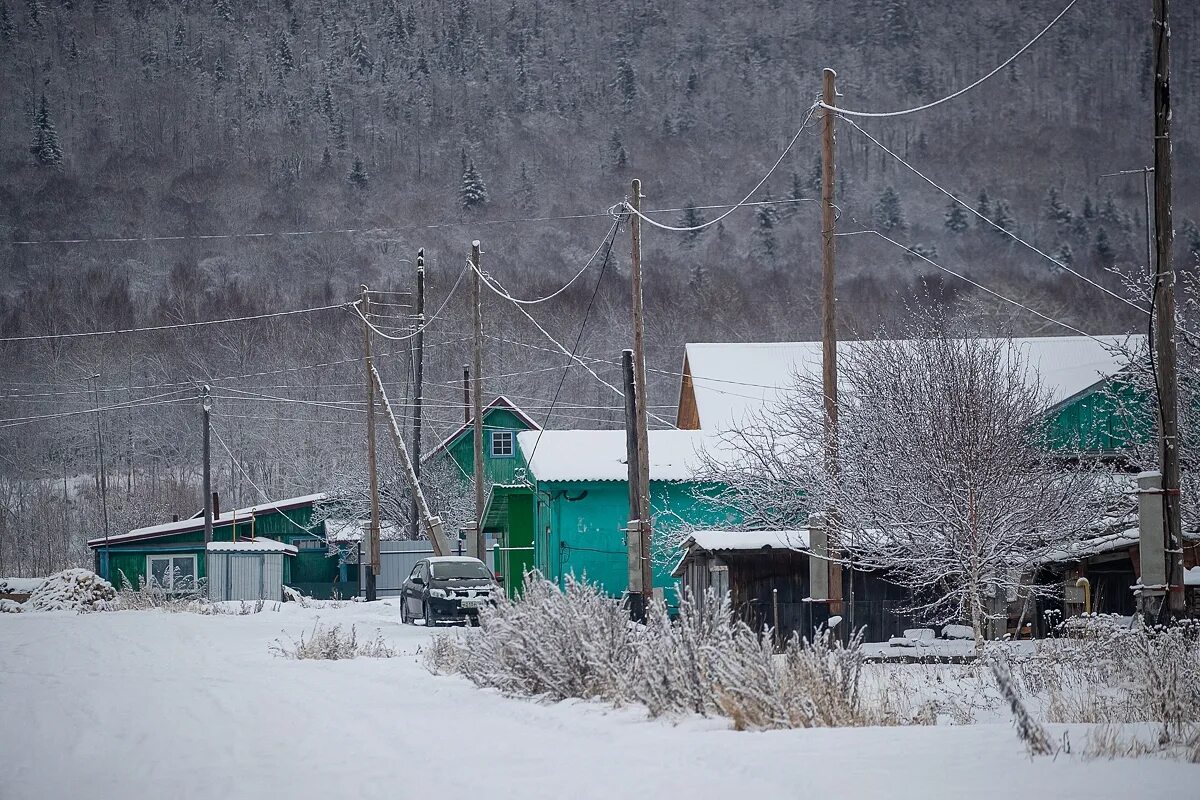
[430,575,636,701]
[270,620,396,660]
[116,570,207,611]
[26,569,116,611]
[426,573,897,730]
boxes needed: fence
[734,599,916,644]
[359,538,496,598]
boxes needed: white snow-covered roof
[671,530,810,576]
[88,493,326,547]
[685,529,810,552]
[681,336,1142,432]
[516,429,711,482]
[206,537,298,555]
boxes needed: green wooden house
[477,429,737,600]
[421,395,542,592]
[87,493,357,599]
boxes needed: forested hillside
[2,0,1198,573]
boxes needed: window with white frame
[491,430,514,458]
[146,554,197,593]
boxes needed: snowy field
[1,602,1195,800]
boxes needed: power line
[528,216,622,464]
[821,0,1081,118]
[839,227,1106,341]
[0,391,195,428]
[624,103,820,233]
[483,216,621,305]
[0,302,351,343]
[352,265,467,342]
[11,198,829,248]
[840,116,1147,315]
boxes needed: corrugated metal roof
[87,492,326,548]
[516,429,710,482]
[682,335,1142,432]
[206,537,297,555]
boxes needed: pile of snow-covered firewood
[25,569,117,612]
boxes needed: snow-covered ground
[1,602,1194,800]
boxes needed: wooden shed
[206,538,297,601]
[672,530,813,637]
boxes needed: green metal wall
[1042,378,1152,454]
[532,479,739,599]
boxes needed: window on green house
[491,430,514,458]
[146,554,197,593]
[295,539,325,550]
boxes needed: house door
[228,554,265,600]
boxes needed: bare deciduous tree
[701,311,1113,648]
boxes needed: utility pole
[630,179,653,611]
[361,285,380,601]
[1151,0,1185,615]
[470,241,486,564]
[89,374,111,576]
[622,349,644,621]
[410,249,426,540]
[820,67,845,621]
[201,383,212,546]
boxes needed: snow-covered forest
[2,0,1200,573]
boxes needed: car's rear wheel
[423,600,436,627]
[400,597,411,624]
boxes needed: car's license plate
[460,598,483,609]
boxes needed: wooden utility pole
[820,67,844,616]
[361,285,380,601]
[1152,0,1185,614]
[622,349,644,621]
[630,179,653,609]
[470,241,486,564]
[201,383,212,546]
[410,249,426,540]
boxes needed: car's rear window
[430,561,491,580]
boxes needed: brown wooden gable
[676,354,700,429]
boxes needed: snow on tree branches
[698,310,1113,648]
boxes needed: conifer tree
[1081,194,1096,221]
[680,203,705,246]
[608,129,626,170]
[614,58,637,112]
[29,94,63,169]
[1094,227,1115,265]
[976,189,992,220]
[1054,241,1073,266]
[944,200,969,233]
[753,192,779,262]
[460,156,488,211]
[1182,220,1200,263]
[212,0,232,22]
[991,200,1015,233]
[874,186,904,233]
[1045,187,1072,225]
[351,27,373,76]
[347,156,368,190]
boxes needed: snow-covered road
[1,602,1194,799]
